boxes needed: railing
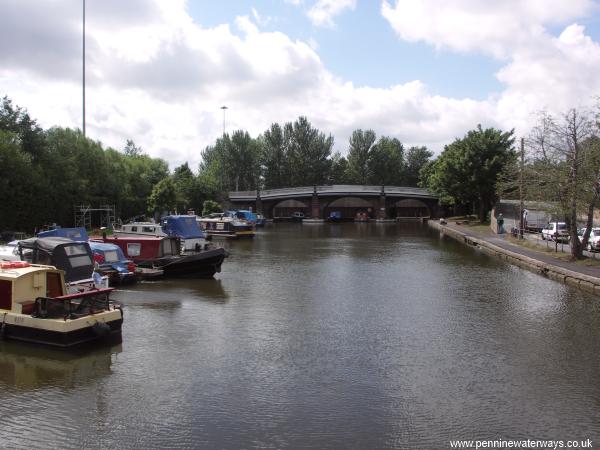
[229,185,437,199]
[32,288,115,320]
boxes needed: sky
[2,0,600,170]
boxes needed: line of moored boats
[0,210,261,349]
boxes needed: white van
[541,222,569,242]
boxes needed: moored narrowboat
[89,241,137,284]
[0,261,123,347]
[103,235,227,278]
[197,213,255,239]
[18,237,109,292]
[115,215,209,252]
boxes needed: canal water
[1,223,600,449]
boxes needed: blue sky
[1,0,600,169]
[189,0,504,99]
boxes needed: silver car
[578,227,600,251]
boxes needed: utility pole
[519,137,524,238]
[82,0,86,137]
[220,105,228,135]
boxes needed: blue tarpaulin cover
[226,210,257,222]
[161,215,205,238]
[37,227,89,241]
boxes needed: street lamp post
[82,0,86,137]
[220,105,228,135]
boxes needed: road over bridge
[228,185,441,220]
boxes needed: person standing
[497,213,505,234]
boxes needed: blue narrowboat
[88,242,136,284]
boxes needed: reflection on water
[0,341,120,389]
[2,223,600,449]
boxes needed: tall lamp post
[220,105,228,135]
[82,0,86,137]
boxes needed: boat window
[103,250,119,263]
[142,226,155,233]
[131,226,138,232]
[0,280,12,310]
[162,239,174,256]
[69,255,92,268]
[127,243,141,257]
[64,244,88,256]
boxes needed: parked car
[292,211,305,220]
[541,222,570,242]
[578,227,600,251]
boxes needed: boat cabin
[102,236,181,261]
[18,237,96,284]
[0,261,122,347]
[88,241,136,283]
[0,262,65,314]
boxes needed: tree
[285,117,333,186]
[347,129,376,184]
[404,146,433,186]
[424,125,515,223]
[147,177,177,217]
[260,123,289,189]
[202,200,222,216]
[368,136,404,185]
[123,139,144,156]
[172,162,196,212]
[329,152,350,184]
[527,108,597,259]
[0,96,46,162]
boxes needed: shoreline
[428,220,600,297]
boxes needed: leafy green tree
[424,125,515,222]
[172,163,196,212]
[368,137,404,185]
[0,96,46,162]
[404,146,433,186]
[347,129,376,184]
[260,123,289,189]
[202,200,222,216]
[329,152,350,184]
[285,116,333,186]
[147,177,177,217]
[0,130,35,231]
[123,139,143,156]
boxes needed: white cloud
[307,0,356,27]
[381,0,595,59]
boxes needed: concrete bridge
[228,185,441,220]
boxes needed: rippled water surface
[2,223,600,449]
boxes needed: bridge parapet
[229,185,437,201]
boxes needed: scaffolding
[74,204,116,230]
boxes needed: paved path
[444,222,600,279]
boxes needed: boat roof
[0,264,59,280]
[19,237,85,253]
[105,235,169,242]
[161,215,204,239]
[89,241,121,251]
[37,227,89,241]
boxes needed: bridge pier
[377,189,387,220]
[256,195,263,216]
[311,187,320,219]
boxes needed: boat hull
[2,316,123,348]
[137,248,227,278]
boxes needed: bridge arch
[270,199,310,218]
[390,199,431,218]
[322,197,376,220]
